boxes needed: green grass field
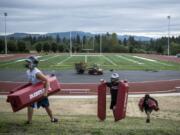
[0,97,180,135]
[0,113,179,135]
[0,53,180,71]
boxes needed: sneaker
[51,118,58,123]
[25,121,32,124]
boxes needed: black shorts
[144,105,153,114]
[31,97,49,108]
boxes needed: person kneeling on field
[139,94,159,123]
[24,56,58,124]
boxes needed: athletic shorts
[31,97,49,108]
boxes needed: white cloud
[0,0,180,37]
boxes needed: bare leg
[45,107,53,120]
[27,106,33,123]
[45,107,58,122]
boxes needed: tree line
[0,33,180,55]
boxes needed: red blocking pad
[113,81,129,121]
[7,76,61,112]
[97,83,107,121]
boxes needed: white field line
[1,59,25,66]
[102,55,117,66]
[36,56,42,58]
[133,56,156,62]
[116,55,144,65]
[71,54,102,57]
[56,56,72,65]
[1,93,180,99]
[83,55,102,63]
[133,56,172,66]
[0,56,42,66]
[16,59,26,62]
[40,55,59,62]
[85,55,87,63]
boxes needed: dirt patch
[1,96,179,120]
[0,54,37,61]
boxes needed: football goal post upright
[70,31,72,56]
[81,35,94,53]
[100,34,102,55]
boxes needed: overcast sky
[0,0,180,37]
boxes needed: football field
[0,53,180,71]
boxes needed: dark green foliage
[2,33,180,54]
[58,44,64,52]
[7,40,17,52]
[0,39,4,53]
[43,42,51,52]
[35,43,42,53]
[17,41,27,52]
[51,42,58,53]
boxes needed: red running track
[0,80,180,95]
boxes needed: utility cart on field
[75,62,87,74]
[88,64,103,75]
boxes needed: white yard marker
[56,56,72,65]
[16,59,26,62]
[40,55,59,61]
[1,59,26,66]
[36,56,42,58]
[133,56,172,66]
[103,55,117,66]
[116,55,144,65]
[133,56,156,62]
[85,55,87,63]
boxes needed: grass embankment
[0,113,179,135]
[0,96,180,134]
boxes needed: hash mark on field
[56,56,72,65]
[133,56,172,66]
[116,55,144,65]
[133,56,156,62]
[102,55,117,66]
[85,55,87,63]
[40,55,59,61]
[16,59,26,62]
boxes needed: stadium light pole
[70,31,72,56]
[100,34,102,55]
[167,15,171,56]
[4,12,8,55]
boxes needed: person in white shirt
[25,56,58,124]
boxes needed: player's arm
[100,79,109,86]
[36,72,50,96]
[150,97,158,106]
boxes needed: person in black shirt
[102,73,120,111]
[140,94,159,123]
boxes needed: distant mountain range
[0,31,152,41]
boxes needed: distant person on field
[139,94,159,123]
[25,56,58,124]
